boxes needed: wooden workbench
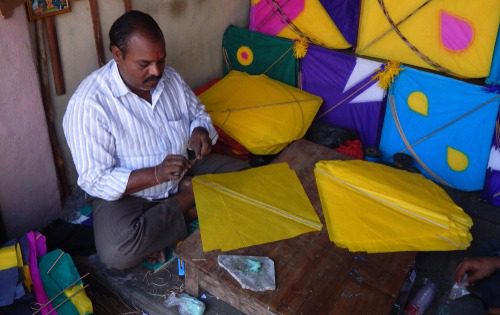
[176,139,415,315]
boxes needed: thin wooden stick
[124,0,132,11]
[45,284,90,315]
[44,16,66,95]
[34,19,70,199]
[32,273,90,315]
[89,0,105,67]
[46,251,65,274]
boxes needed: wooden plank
[45,16,65,95]
[35,19,70,199]
[123,0,132,11]
[177,139,416,315]
[88,0,105,67]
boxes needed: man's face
[112,32,166,93]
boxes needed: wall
[49,0,250,185]
[0,6,61,238]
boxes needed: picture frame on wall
[26,0,70,21]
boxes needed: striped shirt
[63,60,218,201]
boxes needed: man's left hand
[189,127,212,160]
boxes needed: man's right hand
[455,256,500,285]
[156,154,192,183]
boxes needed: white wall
[49,0,249,185]
[0,6,61,238]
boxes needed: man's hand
[455,256,500,285]
[188,127,212,160]
[156,155,192,182]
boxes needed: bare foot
[145,249,165,264]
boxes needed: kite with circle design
[223,25,299,87]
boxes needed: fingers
[455,261,469,283]
[159,155,191,181]
[200,138,212,158]
[189,127,211,160]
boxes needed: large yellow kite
[193,163,322,252]
[315,160,472,253]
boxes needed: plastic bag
[164,292,205,315]
[448,274,470,300]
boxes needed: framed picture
[26,0,70,21]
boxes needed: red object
[194,78,250,161]
[212,126,251,161]
[193,78,221,95]
[335,139,364,159]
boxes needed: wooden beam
[0,0,25,18]
[44,16,66,95]
[35,20,70,199]
[123,0,132,12]
[88,0,105,67]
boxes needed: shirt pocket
[161,118,190,155]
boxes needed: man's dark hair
[109,10,164,54]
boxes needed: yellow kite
[199,70,322,155]
[356,0,500,78]
[315,160,472,253]
[193,163,322,252]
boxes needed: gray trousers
[93,154,249,269]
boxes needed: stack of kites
[223,0,500,207]
[315,160,473,253]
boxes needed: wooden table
[177,139,415,315]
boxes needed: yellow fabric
[276,0,350,49]
[64,284,93,315]
[199,70,322,155]
[315,160,472,253]
[16,243,32,290]
[356,0,500,78]
[193,163,322,252]
[22,265,32,293]
[0,245,18,270]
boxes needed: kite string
[398,94,500,152]
[315,72,380,120]
[376,0,464,79]
[263,45,293,75]
[357,0,433,53]
[389,95,450,187]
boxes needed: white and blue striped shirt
[63,60,218,201]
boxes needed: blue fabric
[0,267,18,306]
[379,66,500,191]
[486,28,500,85]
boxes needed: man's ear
[111,45,123,63]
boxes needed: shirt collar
[110,60,130,98]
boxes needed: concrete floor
[63,185,500,315]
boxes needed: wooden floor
[81,268,143,314]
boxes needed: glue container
[178,258,185,278]
[404,278,437,315]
